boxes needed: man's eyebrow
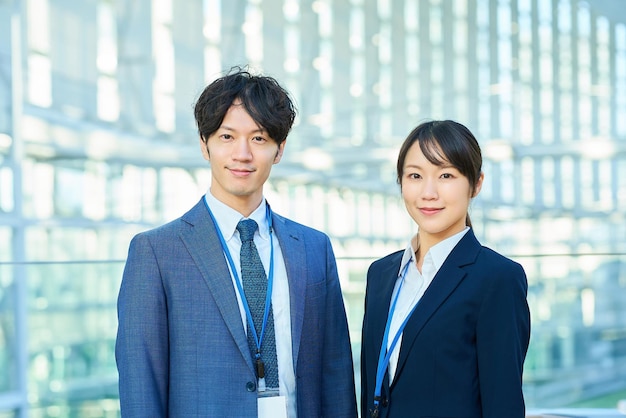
[218,125,267,135]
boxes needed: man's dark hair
[194,66,297,145]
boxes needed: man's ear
[273,140,286,164]
[200,136,210,161]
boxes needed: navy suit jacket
[116,199,357,417]
[361,229,530,418]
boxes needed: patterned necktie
[236,218,279,388]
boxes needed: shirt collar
[399,226,470,277]
[204,190,270,241]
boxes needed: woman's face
[401,141,483,244]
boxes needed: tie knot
[237,219,258,242]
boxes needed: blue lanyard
[373,260,419,412]
[203,197,275,356]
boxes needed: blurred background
[1,0,625,416]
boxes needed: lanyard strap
[373,260,419,410]
[203,197,275,354]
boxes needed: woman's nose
[422,178,438,199]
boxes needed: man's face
[200,101,285,215]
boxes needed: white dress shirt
[204,191,297,418]
[387,227,470,382]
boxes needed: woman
[360,120,530,418]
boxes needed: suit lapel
[392,230,481,384]
[271,213,306,368]
[368,254,403,400]
[369,253,403,361]
[179,199,254,374]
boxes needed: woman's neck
[412,234,426,272]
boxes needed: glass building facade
[1,0,625,416]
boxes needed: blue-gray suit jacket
[116,199,357,417]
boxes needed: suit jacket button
[382,397,388,407]
[246,381,256,392]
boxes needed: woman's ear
[472,172,485,198]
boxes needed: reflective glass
[0,263,16,393]
[25,261,123,417]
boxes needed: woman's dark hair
[194,66,297,145]
[396,120,483,226]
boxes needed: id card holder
[258,388,287,418]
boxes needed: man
[115,67,357,417]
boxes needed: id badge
[258,389,287,418]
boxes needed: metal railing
[1,254,625,417]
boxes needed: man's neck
[209,188,263,218]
